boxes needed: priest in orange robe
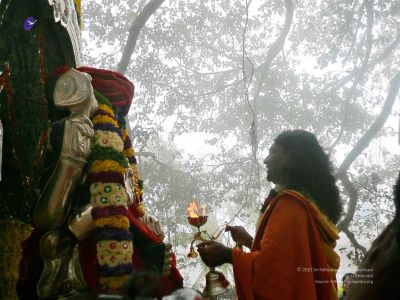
[198,130,342,300]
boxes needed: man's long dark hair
[274,129,342,224]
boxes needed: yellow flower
[121,128,128,140]
[98,104,115,117]
[92,115,119,127]
[123,148,134,157]
[137,202,146,216]
[130,164,141,178]
[94,216,130,229]
[90,160,126,174]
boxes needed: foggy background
[81,0,400,292]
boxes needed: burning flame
[187,200,206,218]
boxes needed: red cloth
[232,191,339,300]
[18,213,183,299]
[77,66,134,116]
[48,65,134,116]
[127,205,184,295]
[78,205,183,297]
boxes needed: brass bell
[203,269,230,298]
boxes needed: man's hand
[197,241,232,268]
[225,225,253,249]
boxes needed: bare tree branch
[137,151,205,188]
[329,0,374,148]
[173,57,240,76]
[370,30,400,66]
[342,226,367,256]
[337,172,358,230]
[337,71,400,175]
[362,0,374,66]
[342,0,362,64]
[334,71,400,254]
[257,0,294,73]
[251,0,294,103]
[117,0,166,74]
[140,77,244,99]
[325,28,400,148]
[137,151,169,167]
[328,29,400,93]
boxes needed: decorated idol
[17,66,183,299]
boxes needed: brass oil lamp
[187,200,230,298]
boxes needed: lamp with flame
[186,199,231,297]
[187,199,207,258]
[187,200,207,229]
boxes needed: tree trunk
[337,71,400,258]
[117,0,166,74]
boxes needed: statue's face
[77,72,97,116]
[53,68,97,116]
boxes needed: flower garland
[88,92,135,294]
[73,0,82,29]
[121,127,145,218]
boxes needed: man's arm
[225,225,253,249]
[232,194,320,300]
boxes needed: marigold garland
[93,216,130,229]
[92,227,131,239]
[88,93,135,293]
[92,115,119,127]
[90,160,126,175]
[97,104,115,116]
[94,123,122,136]
[86,89,149,293]
[73,0,82,29]
[89,172,125,186]
[88,145,128,167]
[92,206,128,218]
[94,130,124,152]
[120,127,145,217]
[90,189,128,207]
[123,147,134,158]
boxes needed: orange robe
[232,190,340,300]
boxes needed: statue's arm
[32,117,93,230]
[32,69,97,230]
